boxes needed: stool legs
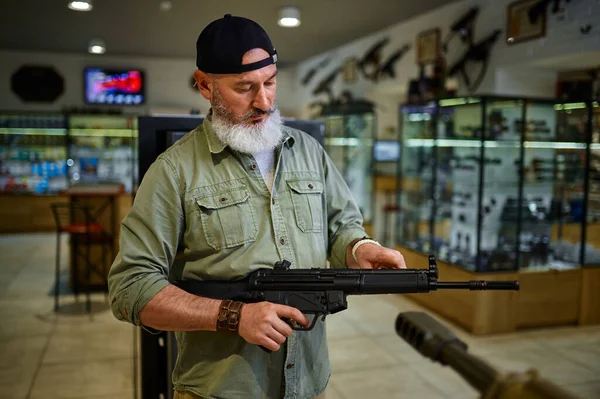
[102,242,108,301]
[72,237,79,302]
[85,235,91,314]
[54,231,61,312]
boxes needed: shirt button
[272,199,276,205]
[308,184,313,189]
[220,197,227,202]
[280,238,285,245]
[286,364,294,369]
[251,164,257,170]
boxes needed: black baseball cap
[196,14,278,74]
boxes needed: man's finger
[396,251,407,268]
[261,336,281,352]
[375,248,407,269]
[272,317,293,337]
[276,305,310,327]
[266,326,288,345]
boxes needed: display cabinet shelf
[397,96,600,272]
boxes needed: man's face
[209,49,277,126]
[194,48,283,154]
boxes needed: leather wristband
[216,299,244,333]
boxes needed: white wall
[0,49,299,116]
[294,0,600,129]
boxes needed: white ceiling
[0,0,457,66]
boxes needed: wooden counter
[0,194,64,233]
[398,245,599,334]
[0,193,132,234]
[580,267,600,325]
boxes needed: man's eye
[265,81,275,87]
[237,87,252,93]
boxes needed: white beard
[211,109,283,154]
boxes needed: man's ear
[193,70,213,101]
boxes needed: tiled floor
[1,233,599,399]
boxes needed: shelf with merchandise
[396,95,600,273]
[0,113,69,195]
[321,108,376,224]
[395,98,600,335]
[69,128,138,138]
[66,114,139,194]
[0,128,67,136]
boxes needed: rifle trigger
[289,313,323,331]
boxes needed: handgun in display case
[397,96,600,272]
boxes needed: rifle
[175,255,519,332]
[301,57,331,86]
[311,67,342,102]
[377,44,411,80]
[358,37,390,81]
[448,29,502,92]
[528,0,571,24]
[442,7,479,52]
[396,311,580,399]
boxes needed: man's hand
[238,302,310,351]
[352,243,407,269]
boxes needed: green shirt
[108,117,367,399]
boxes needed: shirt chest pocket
[195,187,258,250]
[286,180,324,233]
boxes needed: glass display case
[397,96,599,272]
[0,112,69,194]
[67,114,138,193]
[583,101,600,266]
[322,103,376,223]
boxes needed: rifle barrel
[436,281,520,290]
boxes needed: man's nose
[252,85,271,111]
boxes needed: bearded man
[108,14,406,399]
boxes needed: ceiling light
[159,1,172,11]
[278,6,301,28]
[68,0,93,11]
[88,39,106,54]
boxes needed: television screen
[84,68,145,105]
[374,141,400,162]
[168,131,189,145]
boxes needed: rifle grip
[258,317,302,354]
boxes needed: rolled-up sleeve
[108,156,184,326]
[322,150,367,268]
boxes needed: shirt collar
[202,115,227,154]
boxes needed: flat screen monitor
[84,67,145,105]
[167,131,189,146]
[374,141,400,162]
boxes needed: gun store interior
[1,1,599,399]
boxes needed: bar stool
[50,202,112,313]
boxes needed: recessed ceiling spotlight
[88,39,106,54]
[278,6,301,28]
[159,1,172,11]
[68,0,93,11]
